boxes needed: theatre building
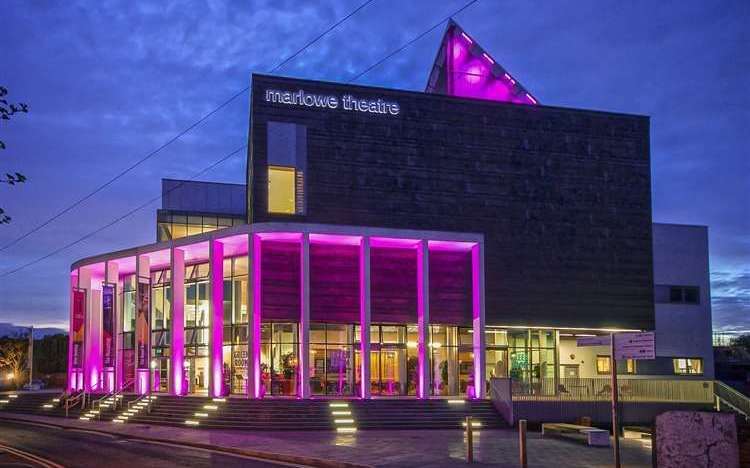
[67,21,713,405]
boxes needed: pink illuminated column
[208,240,225,398]
[471,243,486,398]
[170,248,185,396]
[299,233,311,399]
[359,237,371,399]
[135,255,151,395]
[248,234,262,398]
[67,270,78,392]
[417,240,430,399]
[104,261,119,393]
[80,266,103,392]
[115,271,124,392]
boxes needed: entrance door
[188,357,208,394]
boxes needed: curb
[0,415,372,468]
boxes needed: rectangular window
[656,285,700,304]
[268,166,296,214]
[624,359,636,374]
[267,121,306,215]
[673,358,703,375]
[596,355,611,374]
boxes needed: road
[0,420,299,467]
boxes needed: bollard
[466,415,474,463]
[519,419,527,468]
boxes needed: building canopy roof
[425,19,538,106]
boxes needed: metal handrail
[127,394,149,410]
[64,391,86,418]
[715,380,750,420]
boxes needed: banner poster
[123,349,135,382]
[102,285,115,368]
[136,281,150,369]
[72,289,86,368]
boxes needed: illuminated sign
[265,89,400,116]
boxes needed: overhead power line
[0,0,375,254]
[0,145,247,279]
[0,0,480,278]
[348,0,479,82]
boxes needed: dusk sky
[0,1,747,331]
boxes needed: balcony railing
[510,377,714,403]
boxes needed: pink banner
[72,289,86,368]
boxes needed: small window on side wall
[673,358,703,375]
[596,355,611,374]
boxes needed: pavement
[0,412,653,467]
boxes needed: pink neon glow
[219,234,249,257]
[181,241,209,263]
[369,237,420,248]
[256,232,302,242]
[427,240,477,251]
[526,93,537,104]
[309,233,362,245]
[471,245,483,399]
[416,242,428,399]
[447,29,533,105]
[137,370,148,394]
[460,32,473,44]
[210,241,224,397]
[252,234,262,398]
[67,272,77,392]
[143,249,171,270]
[171,248,186,396]
[111,256,136,276]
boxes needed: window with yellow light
[268,165,296,214]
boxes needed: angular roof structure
[425,20,538,105]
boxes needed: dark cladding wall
[249,74,654,330]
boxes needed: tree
[0,338,28,389]
[0,86,29,224]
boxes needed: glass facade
[430,326,473,396]
[358,324,419,396]
[268,166,297,214]
[150,269,171,392]
[157,211,245,242]
[223,256,248,394]
[185,263,210,394]
[261,323,299,396]
[120,274,136,386]
[310,323,355,396]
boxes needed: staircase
[1,392,507,431]
[125,396,506,430]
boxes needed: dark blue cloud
[0,0,747,329]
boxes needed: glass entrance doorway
[187,357,208,394]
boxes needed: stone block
[655,411,739,468]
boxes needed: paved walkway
[0,413,652,467]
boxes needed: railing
[489,378,514,425]
[715,380,750,420]
[512,378,714,403]
[64,391,87,418]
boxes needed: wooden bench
[541,423,610,447]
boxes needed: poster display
[72,289,86,368]
[102,285,115,368]
[136,281,150,369]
